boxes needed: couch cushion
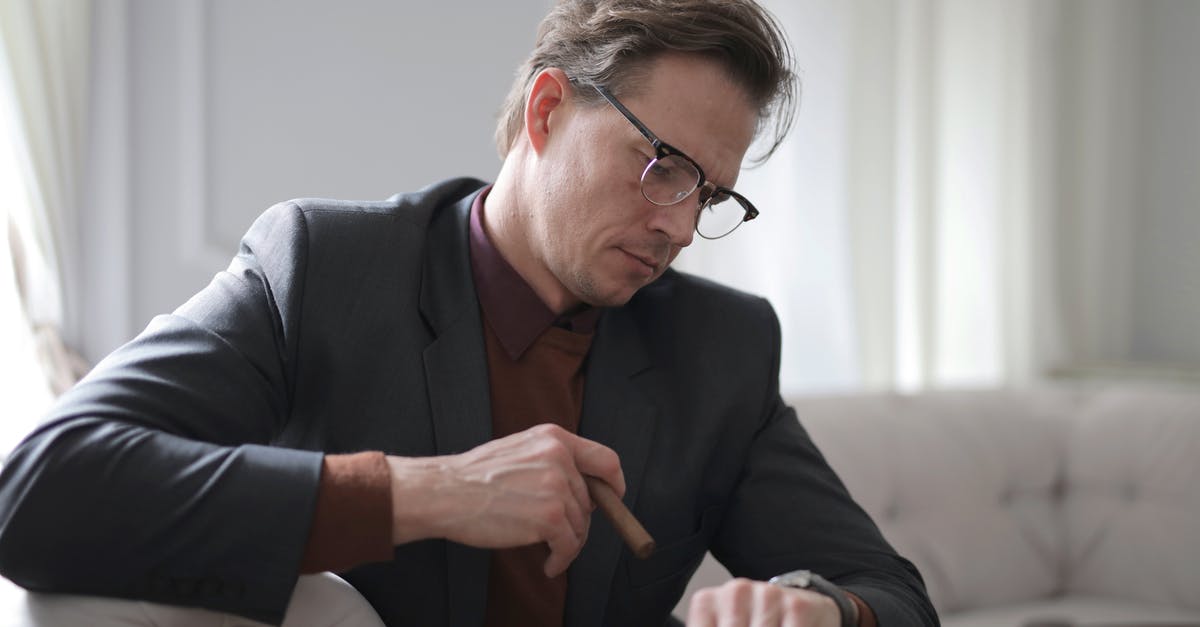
[941,595,1200,627]
[796,389,1074,615]
[1063,387,1200,611]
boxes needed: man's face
[527,54,759,309]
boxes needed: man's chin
[580,291,635,308]
[578,277,661,308]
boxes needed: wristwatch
[767,569,858,627]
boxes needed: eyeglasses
[588,83,759,240]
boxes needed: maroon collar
[468,187,600,360]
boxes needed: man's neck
[481,167,580,315]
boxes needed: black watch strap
[767,570,857,627]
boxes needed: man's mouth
[621,249,660,272]
[632,252,659,270]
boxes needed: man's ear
[523,68,572,155]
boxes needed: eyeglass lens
[640,155,749,239]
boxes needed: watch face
[770,570,813,588]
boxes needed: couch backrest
[1060,387,1200,611]
[791,386,1200,615]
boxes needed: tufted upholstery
[794,389,1072,614]
[1061,389,1200,610]
[676,385,1200,626]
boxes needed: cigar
[584,475,655,559]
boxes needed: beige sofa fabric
[797,389,1072,614]
[1062,388,1200,611]
[676,385,1200,626]
[798,386,1200,625]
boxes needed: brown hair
[494,0,797,164]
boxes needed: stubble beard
[566,260,649,309]
[567,265,605,307]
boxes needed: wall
[80,1,1200,373]
[79,0,551,361]
[1056,0,1200,373]
[1129,1,1200,366]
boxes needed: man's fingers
[780,593,810,627]
[556,478,589,539]
[687,588,718,627]
[689,579,841,627]
[543,522,587,577]
[556,429,626,496]
[752,582,785,626]
[718,579,753,627]
[533,432,593,535]
[565,464,592,513]
[527,423,624,497]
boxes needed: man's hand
[385,424,625,577]
[687,578,842,627]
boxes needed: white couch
[679,385,1200,626]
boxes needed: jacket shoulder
[634,268,774,318]
[622,268,779,362]
[279,177,487,225]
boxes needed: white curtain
[677,0,1064,394]
[0,0,91,453]
[845,0,1064,390]
[0,83,53,454]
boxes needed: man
[0,1,937,626]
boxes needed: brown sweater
[481,316,594,627]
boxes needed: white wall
[80,0,551,361]
[79,0,1200,375]
[1054,0,1200,373]
[1129,1,1200,366]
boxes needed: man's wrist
[768,570,857,627]
[385,454,454,544]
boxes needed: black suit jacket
[0,178,936,626]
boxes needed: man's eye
[647,160,677,179]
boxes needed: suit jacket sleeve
[709,300,939,626]
[0,201,326,625]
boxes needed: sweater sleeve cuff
[299,451,393,574]
[845,590,878,627]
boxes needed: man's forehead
[623,60,758,187]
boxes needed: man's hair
[494,0,797,164]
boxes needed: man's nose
[646,198,696,248]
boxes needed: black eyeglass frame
[586,82,760,239]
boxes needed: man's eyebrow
[709,168,738,191]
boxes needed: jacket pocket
[626,506,721,589]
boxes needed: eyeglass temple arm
[589,83,662,149]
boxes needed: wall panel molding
[177,0,228,271]
[79,0,132,360]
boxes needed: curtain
[0,82,53,454]
[0,0,92,453]
[845,0,1063,390]
[676,0,861,395]
[676,0,1064,394]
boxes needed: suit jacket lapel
[419,189,492,627]
[415,185,662,626]
[566,305,659,627]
